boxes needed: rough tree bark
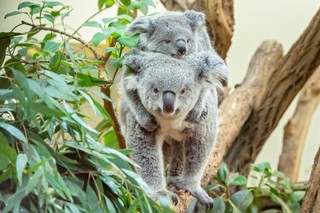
[278,68,320,182]
[223,8,320,174]
[160,0,234,59]
[301,147,320,212]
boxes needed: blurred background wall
[1,0,319,181]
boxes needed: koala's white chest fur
[155,114,188,141]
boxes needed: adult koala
[127,10,214,59]
[119,49,228,209]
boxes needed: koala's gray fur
[119,49,228,208]
[127,10,227,126]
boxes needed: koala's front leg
[169,126,215,209]
[126,115,178,204]
[125,89,158,132]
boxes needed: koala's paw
[149,190,179,205]
[139,115,158,132]
[168,179,213,209]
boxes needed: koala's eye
[153,87,159,94]
[180,88,186,96]
[163,39,171,44]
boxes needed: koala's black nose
[162,91,175,113]
[175,39,186,55]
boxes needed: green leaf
[76,73,110,87]
[217,162,229,182]
[4,11,25,19]
[43,33,57,43]
[121,0,131,6]
[98,0,105,10]
[44,1,64,8]
[4,58,26,76]
[229,175,247,186]
[63,101,98,134]
[0,122,27,143]
[230,189,254,212]
[44,14,55,24]
[131,1,143,9]
[26,168,43,194]
[110,57,123,68]
[209,197,226,213]
[0,33,11,67]
[44,40,61,52]
[271,193,291,213]
[18,2,39,10]
[16,153,28,186]
[0,144,17,170]
[105,0,116,7]
[84,21,101,28]
[92,32,108,46]
[290,191,305,202]
[118,34,139,47]
[251,162,272,173]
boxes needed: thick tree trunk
[301,147,320,212]
[223,8,320,174]
[278,68,320,182]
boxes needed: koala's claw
[168,179,213,209]
[149,190,179,205]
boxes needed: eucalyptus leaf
[4,11,26,19]
[18,2,39,10]
[16,153,28,186]
[84,21,101,28]
[0,122,27,143]
[231,189,254,212]
[92,32,109,46]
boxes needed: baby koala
[119,49,228,209]
[127,10,214,58]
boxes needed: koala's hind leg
[166,140,185,183]
[169,131,214,209]
[125,117,178,204]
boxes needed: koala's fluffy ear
[184,10,205,31]
[123,49,145,72]
[196,51,229,89]
[123,50,145,91]
[127,16,153,35]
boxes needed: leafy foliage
[197,162,305,213]
[0,0,172,212]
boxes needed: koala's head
[127,10,205,59]
[123,50,228,118]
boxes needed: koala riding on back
[119,49,228,209]
[127,10,214,59]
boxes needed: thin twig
[21,21,102,60]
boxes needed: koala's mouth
[159,108,181,118]
[172,54,185,59]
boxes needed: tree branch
[21,21,102,60]
[301,147,320,212]
[223,8,320,174]
[278,67,320,182]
